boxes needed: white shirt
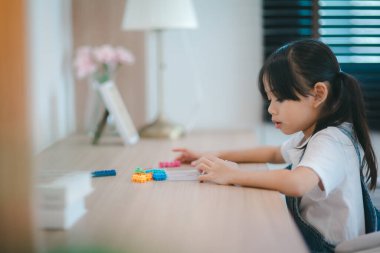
[280,123,365,244]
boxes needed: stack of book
[166,169,200,181]
[37,172,93,229]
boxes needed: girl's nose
[267,101,276,115]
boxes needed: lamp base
[139,118,185,139]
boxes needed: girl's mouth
[273,121,282,129]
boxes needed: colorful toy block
[146,172,153,181]
[92,169,117,177]
[145,169,161,174]
[131,173,150,183]
[131,168,167,183]
[146,169,167,181]
[158,160,181,168]
[134,167,145,174]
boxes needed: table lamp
[122,0,198,139]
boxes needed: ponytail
[337,72,378,190]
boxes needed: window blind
[263,0,315,122]
[319,0,380,129]
[262,0,380,130]
[263,0,314,58]
[319,0,380,63]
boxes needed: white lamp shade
[122,0,198,30]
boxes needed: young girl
[173,39,379,252]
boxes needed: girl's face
[264,81,320,139]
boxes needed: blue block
[146,169,167,181]
[91,169,117,177]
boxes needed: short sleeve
[298,131,346,199]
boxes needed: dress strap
[336,125,380,233]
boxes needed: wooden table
[35,131,308,253]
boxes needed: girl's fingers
[173,152,184,159]
[191,158,199,166]
[195,162,210,172]
[206,155,225,164]
[172,148,192,162]
[198,173,211,182]
[172,148,187,152]
[174,156,184,162]
[192,156,213,167]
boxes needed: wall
[28,0,75,153]
[72,0,263,135]
[146,0,263,131]
[72,0,146,133]
[28,0,268,152]
[28,0,264,152]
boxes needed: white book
[166,169,200,181]
[38,199,87,230]
[98,81,139,145]
[37,172,93,208]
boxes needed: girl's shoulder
[310,122,353,146]
[283,123,353,150]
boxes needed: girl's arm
[173,146,284,164]
[217,146,285,164]
[227,167,320,196]
[194,156,320,197]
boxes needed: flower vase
[84,79,105,137]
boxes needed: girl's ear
[312,82,329,108]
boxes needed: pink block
[158,160,181,168]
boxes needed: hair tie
[335,70,344,86]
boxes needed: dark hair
[259,39,378,190]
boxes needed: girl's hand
[172,148,202,163]
[191,156,239,185]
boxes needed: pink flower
[115,47,135,65]
[74,45,134,81]
[93,45,117,65]
[74,47,97,79]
